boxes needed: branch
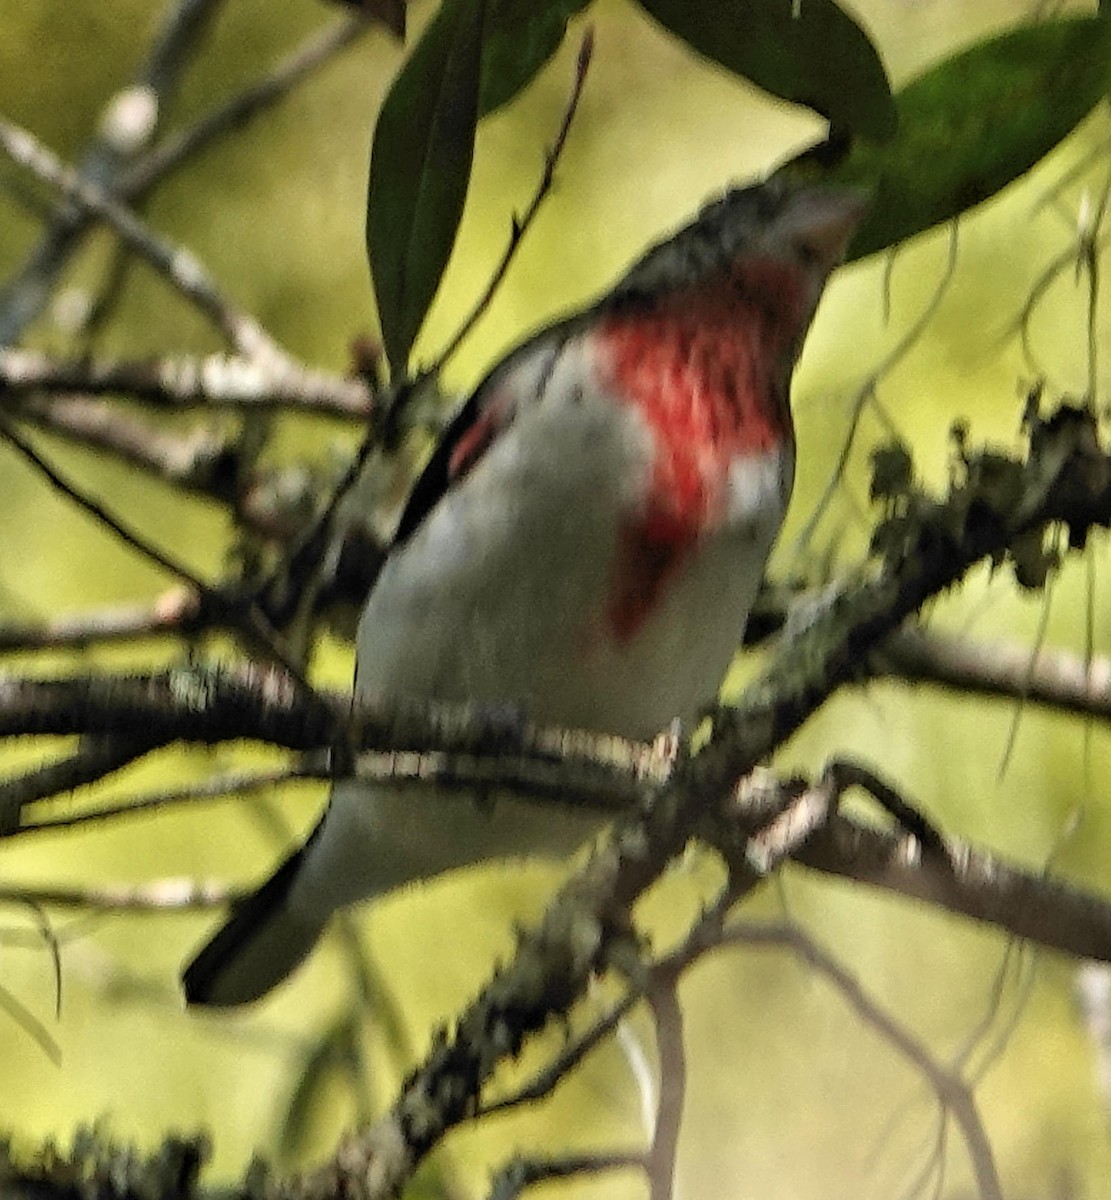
[12,393,237,494]
[0,416,327,682]
[0,662,341,747]
[0,11,381,347]
[0,732,168,831]
[0,591,201,652]
[0,348,374,418]
[0,671,661,834]
[0,877,234,912]
[0,414,215,593]
[878,625,1111,718]
[719,792,1111,965]
[643,975,685,1200]
[0,117,289,364]
[475,991,640,1117]
[0,0,227,342]
[11,760,324,840]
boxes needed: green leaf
[479,0,591,115]
[826,16,1111,260]
[635,0,895,142]
[367,0,486,376]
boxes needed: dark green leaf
[825,17,1111,260]
[367,0,486,376]
[480,0,591,115]
[636,0,895,142]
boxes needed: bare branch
[12,393,235,493]
[0,662,341,747]
[0,0,228,342]
[12,759,325,840]
[0,117,290,364]
[0,11,379,350]
[704,766,1111,964]
[0,348,374,417]
[0,733,168,831]
[879,625,1111,719]
[0,877,235,912]
[0,590,201,652]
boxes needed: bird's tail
[182,844,325,1007]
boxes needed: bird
[183,176,867,1006]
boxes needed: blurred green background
[2,0,1111,1196]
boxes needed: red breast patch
[598,257,803,642]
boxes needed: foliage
[369,0,1110,375]
[3,2,1111,1199]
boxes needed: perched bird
[183,177,866,1006]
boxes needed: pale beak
[789,187,870,272]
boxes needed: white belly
[293,337,788,913]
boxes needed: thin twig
[723,922,1002,1200]
[0,980,61,1066]
[11,759,327,839]
[1031,133,1111,216]
[959,940,1037,1089]
[126,16,375,198]
[997,540,1058,780]
[790,221,960,563]
[1081,171,1111,398]
[9,901,63,1027]
[477,990,640,1117]
[485,1153,644,1200]
[251,419,381,647]
[0,416,313,683]
[0,415,213,595]
[427,29,595,376]
[1010,227,1111,380]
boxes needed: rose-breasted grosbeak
[183,178,866,1006]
